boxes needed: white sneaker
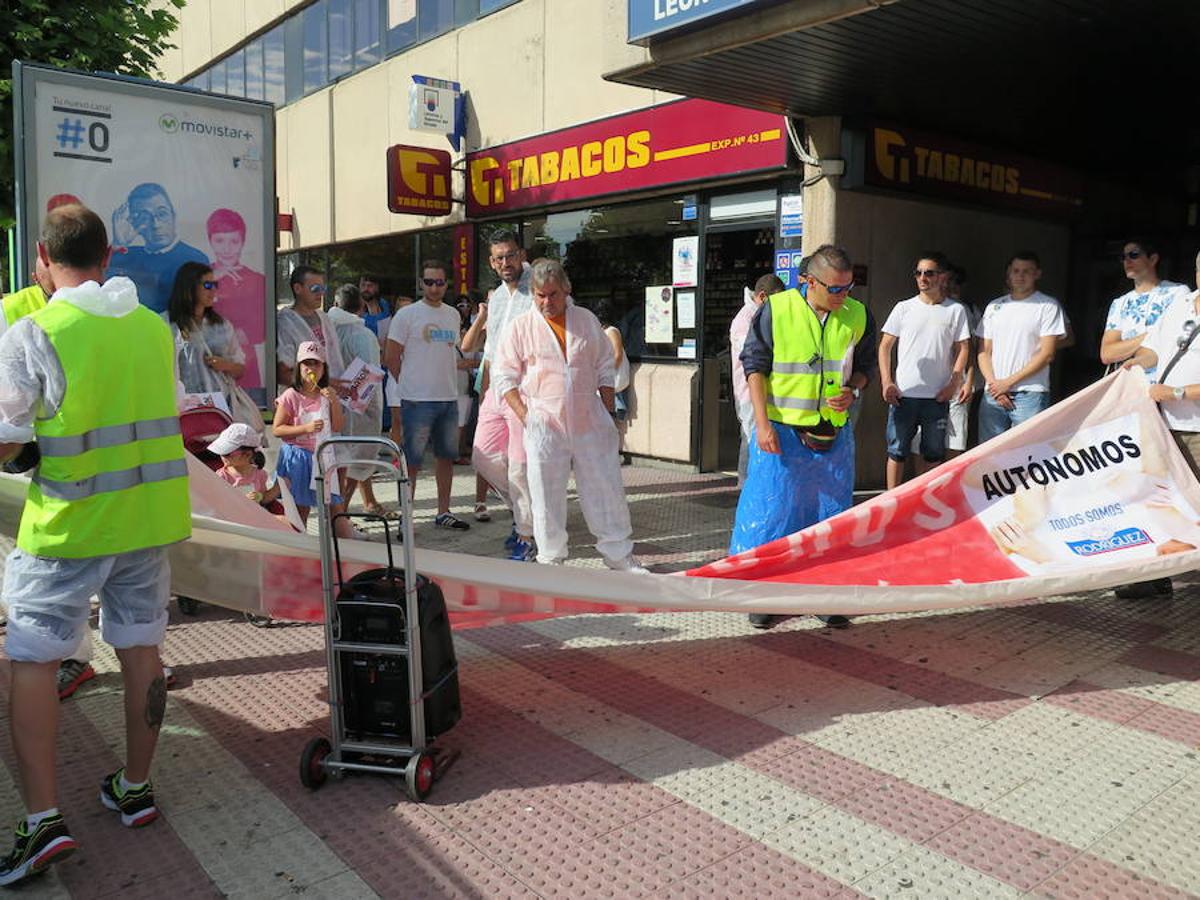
[604,555,649,575]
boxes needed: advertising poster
[672,235,699,287]
[15,64,275,406]
[676,290,696,329]
[644,285,674,344]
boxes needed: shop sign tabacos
[466,99,787,217]
[387,144,453,216]
[863,124,1084,216]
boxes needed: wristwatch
[1174,386,1186,401]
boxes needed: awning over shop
[607,0,1200,180]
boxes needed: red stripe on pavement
[1119,644,1200,681]
[471,623,1182,895]
[1010,602,1170,644]
[1043,680,1200,747]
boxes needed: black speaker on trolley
[336,567,461,741]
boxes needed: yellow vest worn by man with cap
[17,299,191,558]
[765,288,867,429]
[2,284,47,327]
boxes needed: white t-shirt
[387,300,462,401]
[1144,289,1200,432]
[881,296,970,398]
[978,290,1066,392]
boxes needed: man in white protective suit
[492,259,647,573]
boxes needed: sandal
[363,502,400,520]
[474,502,491,522]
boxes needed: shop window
[244,39,265,101]
[354,0,382,69]
[327,234,419,305]
[225,48,246,98]
[264,26,287,105]
[387,0,417,53]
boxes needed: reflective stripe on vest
[2,285,48,327]
[765,289,866,428]
[17,300,191,559]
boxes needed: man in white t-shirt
[385,261,472,530]
[977,251,1066,442]
[1101,238,1189,372]
[1125,249,1200,600]
[879,253,970,488]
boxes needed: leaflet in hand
[341,357,385,413]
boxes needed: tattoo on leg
[144,676,167,729]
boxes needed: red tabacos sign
[467,99,787,216]
[387,145,453,216]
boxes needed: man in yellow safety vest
[732,244,874,630]
[0,205,191,886]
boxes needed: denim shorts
[400,400,460,464]
[4,546,171,662]
[886,396,949,462]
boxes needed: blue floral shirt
[1105,281,1189,339]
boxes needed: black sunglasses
[809,274,854,295]
[422,278,447,287]
[1119,250,1145,261]
[913,268,942,278]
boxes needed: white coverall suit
[492,304,634,565]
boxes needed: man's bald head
[39,204,109,271]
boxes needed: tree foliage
[0,0,184,229]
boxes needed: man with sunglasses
[1101,240,1189,372]
[1122,249,1200,600]
[385,260,473,530]
[879,253,970,489]
[734,244,870,629]
[977,252,1065,441]
[276,266,345,389]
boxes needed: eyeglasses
[809,274,855,295]
[307,283,327,294]
[1178,319,1197,349]
[913,269,942,278]
[422,278,447,287]
[201,280,218,290]
[1119,250,1145,261]
[491,251,520,263]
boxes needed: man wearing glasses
[878,252,971,489]
[733,244,871,630]
[460,231,537,559]
[107,183,207,315]
[385,260,473,530]
[976,251,1065,441]
[276,266,345,388]
[1101,239,1188,372]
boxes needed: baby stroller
[177,406,281,618]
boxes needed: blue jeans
[886,397,949,462]
[978,391,1050,442]
[400,400,459,465]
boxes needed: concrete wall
[837,189,1071,489]
[159,0,676,252]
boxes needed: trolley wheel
[177,596,200,615]
[300,737,331,789]
[405,752,435,802]
[243,612,273,628]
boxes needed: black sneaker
[0,814,77,886]
[434,512,470,531]
[748,614,783,629]
[1114,578,1173,600]
[99,770,158,828]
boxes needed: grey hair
[531,258,572,294]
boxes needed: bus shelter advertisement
[14,63,275,405]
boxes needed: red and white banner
[2,369,1195,625]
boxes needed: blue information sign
[628,0,760,44]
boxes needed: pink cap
[297,340,325,364]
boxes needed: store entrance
[700,224,776,472]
